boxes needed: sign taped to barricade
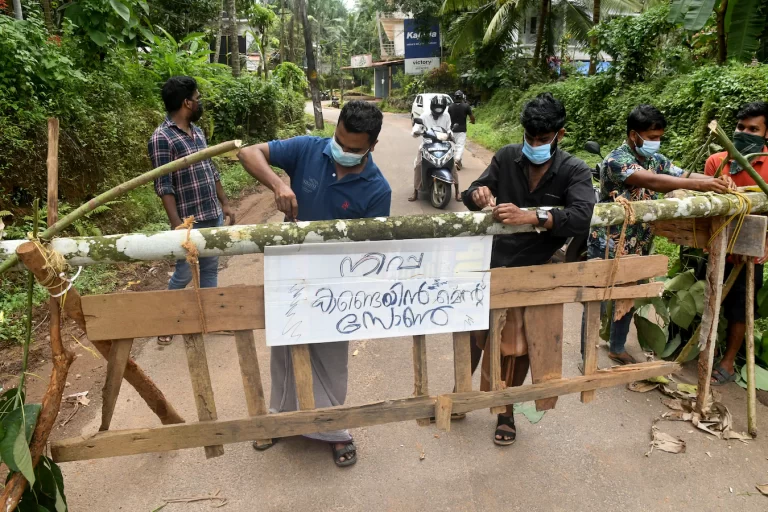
[264,237,492,346]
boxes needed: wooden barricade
[49,255,675,463]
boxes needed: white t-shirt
[413,112,452,145]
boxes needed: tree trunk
[288,15,295,62]
[298,0,324,130]
[227,0,240,76]
[11,0,22,20]
[716,0,728,65]
[279,0,286,62]
[532,0,549,64]
[40,0,54,31]
[262,32,269,78]
[213,1,224,65]
[587,0,600,75]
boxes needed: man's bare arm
[625,170,729,194]
[238,143,298,219]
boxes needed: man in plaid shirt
[148,76,234,345]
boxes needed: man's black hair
[520,93,566,136]
[626,104,667,135]
[736,101,768,124]
[338,100,383,143]
[161,76,198,113]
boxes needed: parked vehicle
[412,118,456,209]
[553,141,603,263]
[411,93,453,124]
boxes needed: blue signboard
[403,19,440,59]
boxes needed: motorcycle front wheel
[430,180,451,209]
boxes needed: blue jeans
[580,243,633,355]
[168,214,223,290]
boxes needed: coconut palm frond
[558,0,593,43]
[484,0,526,43]
[442,0,488,15]
[447,2,498,56]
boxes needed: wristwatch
[536,209,549,227]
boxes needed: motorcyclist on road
[448,90,475,170]
[408,95,460,202]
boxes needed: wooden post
[581,302,601,403]
[452,331,472,392]
[234,330,271,447]
[525,304,564,411]
[182,334,224,458]
[435,395,453,432]
[290,344,315,410]
[489,309,507,414]
[746,261,758,437]
[412,335,430,426]
[99,339,133,431]
[14,242,185,426]
[696,221,728,415]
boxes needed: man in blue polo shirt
[238,101,390,468]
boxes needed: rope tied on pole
[30,239,82,302]
[603,194,636,305]
[177,216,209,334]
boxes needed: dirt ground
[8,107,768,511]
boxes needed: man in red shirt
[704,101,768,385]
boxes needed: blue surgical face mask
[634,133,661,158]
[330,138,369,167]
[522,134,557,165]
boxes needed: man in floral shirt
[584,105,729,365]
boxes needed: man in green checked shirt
[583,105,730,365]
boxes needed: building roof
[341,59,404,70]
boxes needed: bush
[472,63,768,170]
[274,62,308,94]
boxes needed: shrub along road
[55,108,768,511]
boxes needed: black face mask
[730,131,766,174]
[189,100,204,123]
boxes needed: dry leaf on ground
[629,381,659,393]
[661,398,684,411]
[756,484,768,496]
[646,426,686,456]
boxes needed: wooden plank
[696,222,728,415]
[233,330,271,447]
[746,262,758,437]
[290,344,315,410]
[488,309,507,414]
[581,302,601,403]
[51,361,680,463]
[82,261,667,342]
[491,282,664,309]
[652,216,767,257]
[412,335,430,426]
[182,334,224,458]
[452,331,472,393]
[82,285,265,341]
[525,304,564,411]
[435,395,453,432]
[99,339,133,431]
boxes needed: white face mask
[634,133,660,158]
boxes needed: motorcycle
[553,141,603,263]
[413,118,457,209]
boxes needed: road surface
[58,106,768,511]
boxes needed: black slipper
[331,441,357,467]
[252,438,277,451]
[494,413,516,446]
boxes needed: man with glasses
[149,76,234,346]
[586,104,729,366]
[237,100,391,467]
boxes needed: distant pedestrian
[448,90,475,170]
[148,76,234,346]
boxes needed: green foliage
[63,0,154,54]
[592,5,675,82]
[142,29,226,84]
[148,0,220,41]
[273,62,309,93]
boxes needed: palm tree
[443,0,640,64]
[227,0,240,76]
[298,0,324,129]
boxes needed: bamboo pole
[746,261,757,437]
[4,192,768,269]
[1,120,76,510]
[0,139,242,275]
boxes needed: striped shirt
[149,116,222,222]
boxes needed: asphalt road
[59,106,768,512]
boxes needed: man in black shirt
[462,92,595,446]
[448,90,475,170]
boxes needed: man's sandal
[252,438,277,451]
[608,352,637,365]
[494,413,516,446]
[408,191,418,202]
[331,440,357,467]
[711,364,737,386]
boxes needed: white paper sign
[264,237,492,346]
